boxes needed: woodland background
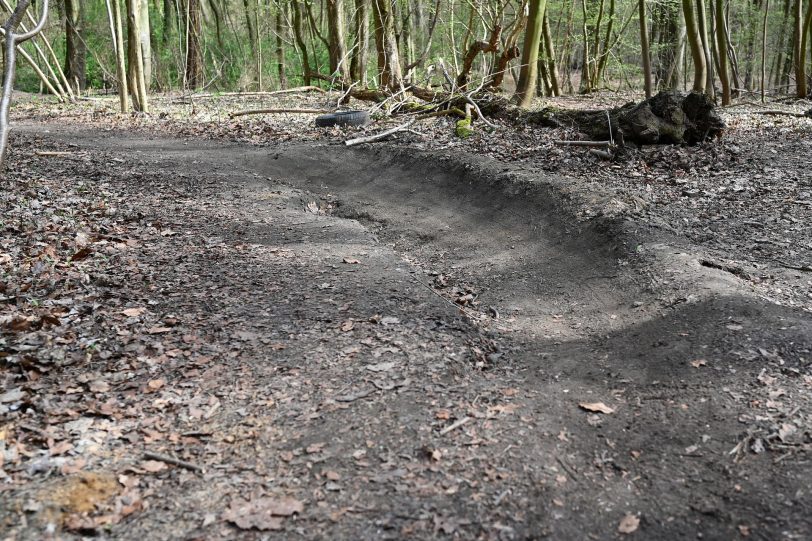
[7,0,812,113]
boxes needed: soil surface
[2,95,812,540]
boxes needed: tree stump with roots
[526,91,726,145]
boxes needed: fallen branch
[193,86,327,99]
[554,140,614,147]
[344,120,416,146]
[335,388,376,402]
[230,108,331,118]
[143,451,203,472]
[439,416,472,436]
[753,110,810,118]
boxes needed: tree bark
[640,0,653,98]
[126,0,149,111]
[350,0,369,84]
[515,0,548,107]
[713,0,731,104]
[184,0,204,89]
[372,0,403,90]
[682,0,706,92]
[64,0,86,92]
[327,0,350,81]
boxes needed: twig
[191,86,327,99]
[439,416,472,436]
[344,120,416,146]
[34,150,74,156]
[554,140,613,147]
[143,451,203,472]
[229,108,331,118]
[335,388,376,402]
[462,94,497,129]
[555,456,579,480]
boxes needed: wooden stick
[230,108,332,118]
[439,416,471,436]
[143,451,203,472]
[753,110,808,118]
[35,151,74,157]
[194,86,327,99]
[345,120,417,146]
[554,140,614,147]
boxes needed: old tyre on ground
[315,110,371,128]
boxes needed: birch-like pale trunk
[1,0,49,168]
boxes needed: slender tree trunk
[64,0,86,92]
[184,0,203,89]
[794,0,807,96]
[801,0,812,97]
[640,0,653,98]
[327,0,350,81]
[275,7,287,88]
[516,0,548,107]
[107,0,130,111]
[683,0,706,92]
[542,8,560,96]
[291,1,312,85]
[713,0,731,104]
[351,0,369,84]
[762,0,770,101]
[372,0,403,90]
[696,0,714,98]
[126,0,149,111]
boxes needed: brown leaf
[121,307,147,318]
[146,379,165,392]
[70,247,93,261]
[690,359,707,368]
[342,257,360,264]
[147,326,172,334]
[340,320,354,332]
[618,514,640,534]
[579,402,615,414]
[89,380,110,393]
[223,497,304,530]
[141,460,168,473]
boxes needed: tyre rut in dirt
[315,110,371,128]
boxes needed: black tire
[315,110,371,128]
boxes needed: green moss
[455,118,474,138]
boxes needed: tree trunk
[794,0,806,97]
[695,0,714,98]
[640,0,653,98]
[351,0,369,84]
[713,0,731,104]
[291,1,312,85]
[801,0,812,97]
[126,0,149,111]
[64,0,86,92]
[372,0,403,90]
[184,0,204,89]
[276,7,287,89]
[515,0,548,107]
[108,0,130,112]
[683,0,706,92]
[542,9,560,96]
[327,0,350,81]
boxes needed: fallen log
[525,91,725,145]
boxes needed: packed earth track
[1,114,811,540]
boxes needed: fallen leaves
[223,496,305,531]
[578,402,615,414]
[121,307,147,318]
[618,513,640,534]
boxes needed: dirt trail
[3,124,812,540]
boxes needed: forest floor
[1,91,811,540]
